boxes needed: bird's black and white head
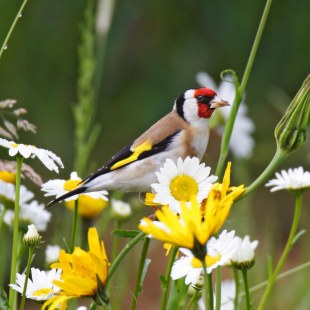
[174,87,229,123]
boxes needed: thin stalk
[215,266,221,310]
[185,289,200,310]
[8,155,23,310]
[257,191,303,310]
[0,0,30,60]
[216,0,273,177]
[130,236,150,310]
[69,199,79,253]
[160,246,178,310]
[20,246,34,310]
[202,260,213,310]
[241,269,251,310]
[111,220,121,261]
[233,267,240,310]
[107,232,146,282]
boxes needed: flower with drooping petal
[231,236,258,270]
[41,171,108,218]
[171,230,239,284]
[0,137,64,173]
[196,72,255,159]
[42,227,110,309]
[139,163,245,260]
[9,268,61,301]
[150,157,217,213]
[45,245,61,265]
[265,167,310,192]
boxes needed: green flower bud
[275,75,310,153]
[23,224,41,248]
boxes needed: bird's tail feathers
[46,186,87,207]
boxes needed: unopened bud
[23,224,42,248]
[275,75,310,153]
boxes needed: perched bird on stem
[47,87,229,206]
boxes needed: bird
[47,87,229,206]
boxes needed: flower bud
[23,224,42,248]
[275,75,310,153]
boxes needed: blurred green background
[0,0,309,309]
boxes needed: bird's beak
[210,96,230,109]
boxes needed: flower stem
[130,236,150,310]
[69,199,79,253]
[8,155,23,310]
[160,246,178,310]
[0,0,29,61]
[215,266,221,310]
[257,191,303,310]
[233,267,240,310]
[241,269,251,310]
[111,220,121,261]
[20,246,34,310]
[238,148,288,200]
[216,0,273,177]
[107,232,146,283]
[185,289,199,310]
[202,260,213,310]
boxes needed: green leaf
[138,258,151,294]
[112,229,141,238]
[0,287,9,310]
[292,229,307,245]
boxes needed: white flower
[196,72,255,159]
[45,245,61,265]
[110,199,132,220]
[231,236,258,270]
[171,230,239,285]
[151,157,217,213]
[41,171,108,201]
[0,179,34,204]
[9,268,61,301]
[0,138,64,173]
[24,224,41,248]
[265,167,310,192]
[198,280,235,310]
[4,200,51,231]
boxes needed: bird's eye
[196,95,205,102]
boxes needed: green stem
[131,237,150,310]
[0,0,29,60]
[241,269,251,310]
[89,301,97,310]
[202,261,213,310]
[257,191,303,310]
[20,246,34,310]
[215,0,273,177]
[107,232,146,283]
[215,266,221,310]
[185,289,199,310]
[8,155,23,310]
[160,246,178,310]
[69,199,79,253]
[111,221,121,261]
[233,267,240,310]
[238,148,288,201]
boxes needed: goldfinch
[47,87,228,206]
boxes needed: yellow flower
[42,227,109,309]
[65,196,108,218]
[139,162,245,260]
[0,170,16,183]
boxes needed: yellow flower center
[191,254,221,268]
[0,171,16,184]
[170,175,198,201]
[33,288,53,296]
[64,179,80,191]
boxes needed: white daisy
[41,171,108,201]
[196,72,255,159]
[0,179,34,204]
[0,138,63,173]
[265,167,310,192]
[110,199,132,220]
[4,200,51,231]
[171,230,239,285]
[231,236,258,270]
[151,157,217,213]
[9,268,61,301]
[45,245,61,265]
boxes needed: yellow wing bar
[110,140,152,170]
